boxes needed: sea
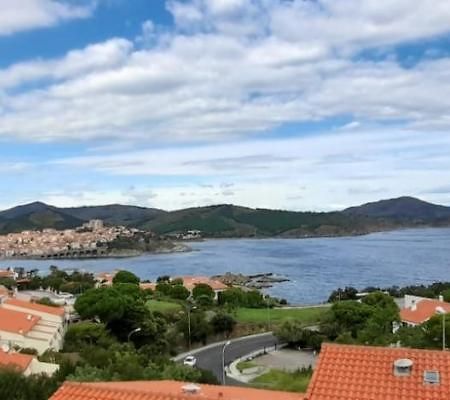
[0,227,449,304]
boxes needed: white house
[0,348,59,376]
[0,298,66,355]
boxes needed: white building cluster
[0,220,141,258]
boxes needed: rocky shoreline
[212,272,290,289]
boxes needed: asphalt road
[189,333,279,385]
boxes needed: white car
[183,355,197,367]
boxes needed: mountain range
[0,196,449,237]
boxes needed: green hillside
[0,196,448,237]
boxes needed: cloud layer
[1,0,450,142]
[0,0,94,36]
[1,1,450,210]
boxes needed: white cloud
[0,1,449,142]
[0,38,133,89]
[47,129,450,210]
[0,0,95,36]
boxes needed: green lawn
[234,306,328,326]
[236,360,258,372]
[146,299,183,313]
[251,369,312,393]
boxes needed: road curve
[177,333,279,386]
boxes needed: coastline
[0,242,191,261]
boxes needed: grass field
[251,369,312,393]
[234,306,328,326]
[146,299,183,313]
[236,360,258,372]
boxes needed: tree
[155,282,172,296]
[192,283,214,301]
[178,311,211,345]
[323,301,373,339]
[170,285,190,300]
[275,321,323,350]
[211,313,236,337]
[74,287,127,323]
[113,270,140,285]
[358,292,399,345]
[64,322,116,352]
[218,288,246,307]
[246,290,265,308]
[442,289,450,302]
[327,286,358,302]
[195,294,214,307]
[0,277,16,289]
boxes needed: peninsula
[0,219,185,259]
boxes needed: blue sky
[1,0,450,211]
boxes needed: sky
[1,0,450,212]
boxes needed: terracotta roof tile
[5,298,65,317]
[50,380,304,400]
[400,299,450,325]
[0,307,40,334]
[0,350,33,372]
[305,343,450,400]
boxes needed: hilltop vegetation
[0,196,449,237]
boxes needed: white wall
[25,358,59,376]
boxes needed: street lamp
[436,307,446,351]
[187,305,197,350]
[128,327,142,343]
[266,296,271,331]
[222,340,231,385]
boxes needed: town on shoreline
[0,219,188,260]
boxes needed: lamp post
[187,305,197,351]
[266,297,271,331]
[222,340,231,385]
[127,327,142,343]
[436,307,446,351]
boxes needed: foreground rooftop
[50,380,304,400]
[305,343,450,400]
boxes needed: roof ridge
[62,381,220,400]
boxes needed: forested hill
[0,196,449,237]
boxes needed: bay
[0,227,449,304]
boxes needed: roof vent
[393,358,413,376]
[182,384,201,395]
[424,370,440,385]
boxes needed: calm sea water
[0,228,449,304]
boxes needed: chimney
[411,300,417,311]
[27,314,32,321]
[439,295,444,302]
[394,359,413,377]
[181,384,201,395]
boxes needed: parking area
[253,349,317,371]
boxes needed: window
[424,370,440,385]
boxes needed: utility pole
[222,341,231,385]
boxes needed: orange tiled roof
[179,276,228,291]
[305,343,450,400]
[0,269,15,278]
[5,298,65,317]
[140,282,157,291]
[96,271,117,284]
[0,307,40,334]
[50,380,305,400]
[0,350,33,372]
[400,298,450,325]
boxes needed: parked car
[183,355,197,367]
